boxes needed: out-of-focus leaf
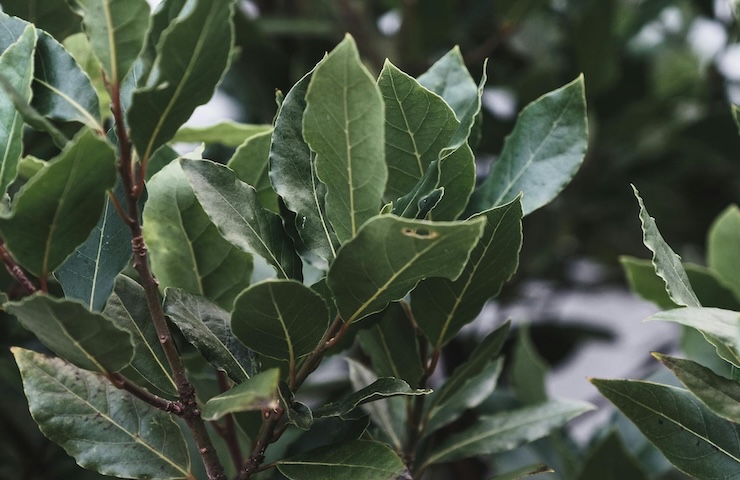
[63,32,110,119]
[707,205,740,300]
[314,377,430,418]
[511,325,548,404]
[0,0,81,40]
[173,122,271,147]
[576,431,648,480]
[303,34,386,242]
[491,464,553,480]
[228,129,278,212]
[12,348,192,479]
[7,295,132,374]
[202,369,280,421]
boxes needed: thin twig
[0,241,37,295]
[109,372,183,414]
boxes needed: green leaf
[173,122,271,147]
[278,382,314,430]
[136,0,187,83]
[67,0,150,83]
[733,104,740,134]
[314,377,430,418]
[423,399,593,467]
[576,431,648,480]
[63,32,110,119]
[6,295,133,374]
[356,303,424,386]
[143,160,253,310]
[378,60,458,200]
[181,158,302,280]
[432,144,476,221]
[277,440,407,480]
[632,186,701,308]
[129,0,234,162]
[0,130,116,277]
[269,68,339,262]
[12,348,192,479]
[164,288,256,383]
[654,353,740,424]
[303,34,386,242]
[202,369,280,421]
[591,378,740,479]
[328,214,485,323]
[0,24,35,198]
[231,279,329,364]
[412,198,523,346]
[228,129,279,213]
[0,0,81,40]
[104,276,177,396]
[492,464,553,480]
[511,325,549,404]
[708,205,740,299]
[470,76,588,216]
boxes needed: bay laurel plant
[0,1,592,479]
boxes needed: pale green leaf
[63,32,111,120]
[277,440,407,480]
[492,464,553,480]
[314,377,430,418]
[228,129,279,212]
[164,288,256,383]
[592,379,740,479]
[304,34,386,242]
[202,369,280,421]
[12,348,192,479]
[732,104,739,134]
[7,295,133,374]
[470,76,588,216]
[576,431,648,480]
[708,205,740,299]
[0,130,116,277]
[173,122,271,147]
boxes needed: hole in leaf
[401,227,438,239]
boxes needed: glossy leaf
[129,0,234,161]
[0,24,35,198]
[269,68,338,262]
[422,399,594,467]
[304,34,386,242]
[314,377,430,418]
[592,379,740,479]
[230,279,329,364]
[173,122,271,147]
[12,348,192,479]
[6,295,133,374]
[470,76,588,216]
[278,382,314,430]
[492,464,553,480]
[181,158,302,280]
[654,353,740,424]
[164,288,256,383]
[67,0,150,83]
[0,130,116,277]
[104,276,177,396]
[708,205,740,299]
[228,129,279,212]
[576,431,648,480]
[143,160,253,310]
[277,440,406,480]
[412,198,523,346]
[202,369,280,421]
[328,214,485,323]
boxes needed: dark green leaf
[576,431,648,480]
[202,369,280,421]
[145,143,179,181]
[277,440,407,480]
[592,378,740,479]
[511,325,548,404]
[492,464,553,480]
[0,130,116,277]
[470,76,587,216]
[136,0,187,83]
[304,34,386,242]
[129,0,234,161]
[278,382,314,430]
[164,288,256,383]
[173,122,271,147]
[314,377,430,418]
[432,144,476,221]
[412,198,522,346]
[12,348,192,479]
[231,279,329,364]
[181,158,302,280]
[0,0,80,40]
[7,295,133,373]
[228,129,279,213]
[708,205,740,300]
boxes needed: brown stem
[216,371,244,470]
[0,241,37,295]
[109,372,183,414]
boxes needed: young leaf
[492,464,553,480]
[328,214,485,323]
[576,431,648,480]
[230,279,329,364]
[181,158,302,280]
[708,205,740,300]
[0,130,116,278]
[6,295,133,374]
[202,369,280,421]
[129,0,233,162]
[12,348,192,479]
[143,160,253,310]
[104,276,177,396]
[269,68,339,263]
[591,379,740,479]
[164,288,257,383]
[470,76,588,216]
[422,399,594,467]
[277,440,407,480]
[313,377,430,418]
[654,353,740,424]
[173,122,271,147]
[228,129,279,213]
[303,34,386,242]
[0,24,35,198]
[67,0,150,83]
[412,198,523,346]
